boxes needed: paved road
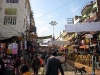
[29,63,76,75]
[30,68,76,75]
[29,63,90,75]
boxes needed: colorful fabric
[39,67,45,75]
[20,41,23,50]
[7,49,12,54]
[22,72,32,75]
[12,48,17,54]
[40,59,44,65]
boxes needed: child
[20,64,32,75]
[39,64,45,75]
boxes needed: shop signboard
[5,8,17,15]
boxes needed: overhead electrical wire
[0,20,24,39]
[35,0,76,19]
[17,0,76,19]
[0,20,22,38]
[0,20,19,33]
[0,23,13,31]
[0,0,76,39]
[17,4,27,16]
[0,1,31,39]
[0,2,22,33]
[66,0,92,22]
[0,1,31,33]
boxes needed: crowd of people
[0,50,65,75]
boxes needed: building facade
[81,0,100,23]
[71,0,100,55]
[0,0,35,40]
[72,15,82,24]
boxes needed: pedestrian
[45,53,50,64]
[20,64,32,75]
[20,55,24,65]
[39,64,45,75]
[45,51,64,75]
[32,54,40,75]
[40,56,44,66]
[14,55,21,75]
[0,57,5,75]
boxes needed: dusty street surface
[29,63,90,75]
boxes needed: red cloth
[40,59,43,65]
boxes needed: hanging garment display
[20,41,23,50]
[7,44,12,54]
[24,41,27,49]
[12,43,18,54]
[85,39,90,45]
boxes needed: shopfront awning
[0,36,18,43]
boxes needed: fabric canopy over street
[40,40,70,46]
[65,22,100,32]
[30,35,52,39]
[40,43,49,46]
[49,40,70,45]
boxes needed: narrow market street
[29,64,76,75]
[29,62,100,75]
[1,0,100,75]
[29,62,90,75]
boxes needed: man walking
[32,55,40,75]
[45,51,64,75]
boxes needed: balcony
[30,26,37,33]
[83,18,94,23]
[82,11,98,23]
[82,14,87,19]
[81,1,94,15]
[90,12,97,21]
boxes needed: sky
[30,0,93,39]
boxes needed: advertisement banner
[65,22,100,32]
[5,8,17,15]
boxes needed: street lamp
[49,21,57,40]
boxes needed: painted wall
[0,0,31,39]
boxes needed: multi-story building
[71,0,100,54]
[72,15,82,24]
[0,0,35,40]
[81,0,100,23]
[0,0,1,11]
[73,0,100,23]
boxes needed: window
[4,16,17,25]
[6,0,19,3]
[25,2,26,8]
[6,0,9,3]
[10,0,13,3]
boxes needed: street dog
[74,66,87,75]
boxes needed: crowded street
[29,65,76,75]
[1,0,100,75]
